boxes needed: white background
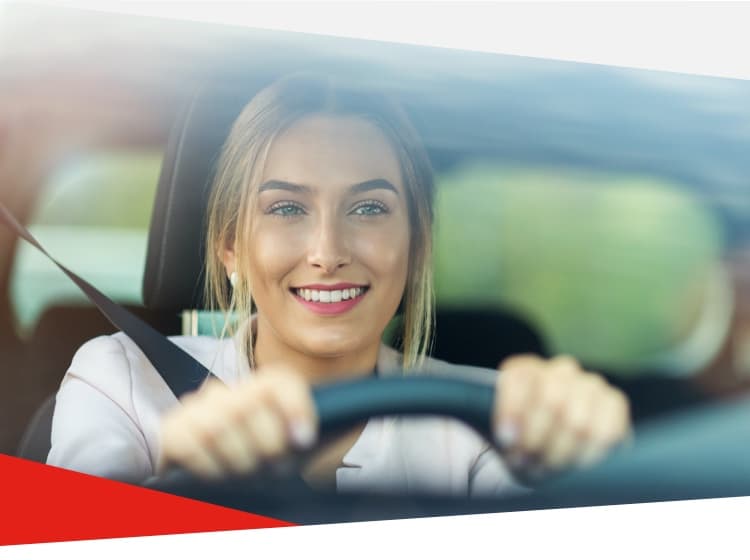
[29,0,750,79]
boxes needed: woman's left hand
[493,354,631,478]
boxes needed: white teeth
[295,287,366,302]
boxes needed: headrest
[143,80,268,310]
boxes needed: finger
[180,381,260,475]
[518,364,577,455]
[244,404,288,458]
[558,373,607,440]
[498,353,545,372]
[548,354,584,373]
[554,373,617,468]
[495,365,537,449]
[200,382,274,474]
[519,405,554,457]
[541,427,581,469]
[171,445,226,479]
[207,377,295,471]
[159,409,225,479]
[207,422,259,475]
[255,367,318,449]
[578,388,631,466]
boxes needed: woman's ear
[219,243,237,278]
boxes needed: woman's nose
[306,216,352,273]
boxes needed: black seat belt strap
[0,202,213,398]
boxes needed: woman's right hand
[157,366,318,479]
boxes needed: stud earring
[229,271,238,288]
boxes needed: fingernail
[496,422,518,449]
[290,420,316,449]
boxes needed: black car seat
[16,395,55,462]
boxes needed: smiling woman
[204,77,434,375]
[47,74,631,494]
[218,114,413,382]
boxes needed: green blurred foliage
[433,163,725,370]
[11,152,162,334]
[32,152,163,229]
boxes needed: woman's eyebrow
[258,180,311,194]
[350,179,398,195]
[258,179,398,195]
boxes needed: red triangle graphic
[0,454,293,546]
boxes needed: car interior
[2,5,750,516]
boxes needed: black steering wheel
[312,375,496,439]
[147,373,505,520]
[146,374,750,524]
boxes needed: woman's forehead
[261,114,404,194]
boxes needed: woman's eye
[267,202,305,217]
[351,201,389,216]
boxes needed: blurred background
[1,3,749,456]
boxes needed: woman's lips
[290,286,369,316]
[296,283,365,291]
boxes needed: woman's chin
[297,332,374,360]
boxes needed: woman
[48,75,631,496]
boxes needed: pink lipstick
[290,284,369,316]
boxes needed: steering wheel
[146,374,750,524]
[147,373,506,518]
[312,375,495,438]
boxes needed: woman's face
[229,114,410,362]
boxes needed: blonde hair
[204,74,435,370]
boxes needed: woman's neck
[251,319,380,385]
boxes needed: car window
[433,163,727,377]
[9,151,162,337]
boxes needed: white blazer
[47,323,526,497]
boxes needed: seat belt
[0,202,214,398]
